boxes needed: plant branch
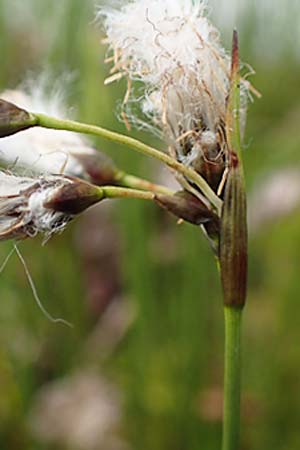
[34,113,222,214]
[220,30,247,450]
[222,306,242,450]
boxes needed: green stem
[34,113,222,214]
[222,306,243,450]
[115,170,173,196]
[99,185,154,202]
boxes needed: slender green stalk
[115,170,173,195]
[34,113,222,214]
[222,306,243,450]
[99,185,154,202]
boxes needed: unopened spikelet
[155,190,219,227]
[0,84,116,185]
[0,171,103,241]
[0,98,37,137]
[100,0,250,193]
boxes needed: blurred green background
[0,1,300,449]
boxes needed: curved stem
[34,113,222,214]
[222,306,243,450]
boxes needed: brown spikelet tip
[231,29,239,76]
[0,99,37,138]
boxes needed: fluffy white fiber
[0,171,73,240]
[100,0,241,167]
[0,81,96,178]
[102,0,216,83]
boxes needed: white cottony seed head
[0,171,77,241]
[100,0,250,182]
[0,82,116,185]
[0,88,91,176]
[102,2,236,139]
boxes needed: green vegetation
[0,1,300,449]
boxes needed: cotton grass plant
[0,1,257,449]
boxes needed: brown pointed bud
[74,152,117,186]
[155,190,220,228]
[231,29,239,76]
[0,99,37,138]
[219,153,247,307]
[44,179,104,215]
